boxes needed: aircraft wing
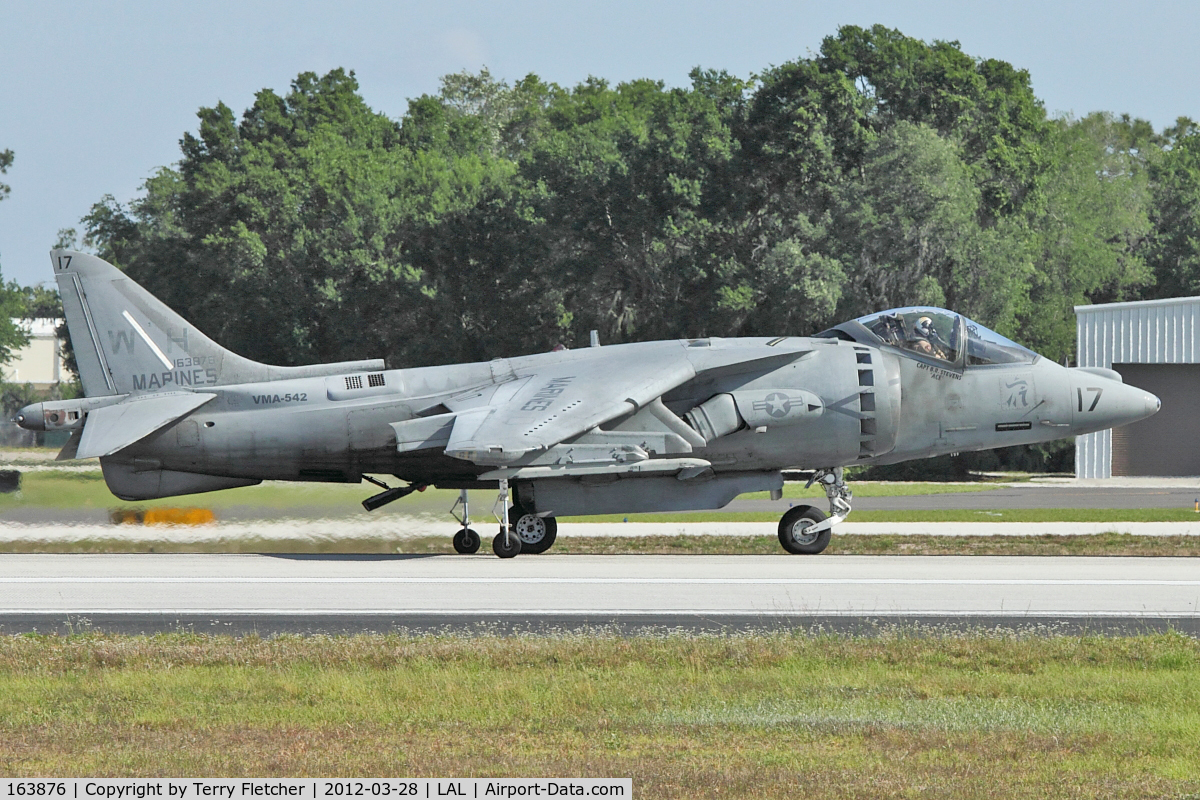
[76,392,217,459]
[439,344,696,465]
[396,340,813,467]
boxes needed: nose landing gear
[778,468,852,555]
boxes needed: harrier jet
[16,251,1160,557]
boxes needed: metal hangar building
[1075,296,1200,478]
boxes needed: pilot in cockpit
[909,315,950,359]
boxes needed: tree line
[6,24,1200,388]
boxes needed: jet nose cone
[14,403,43,431]
[1103,382,1160,429]
[1068,373,1159,436]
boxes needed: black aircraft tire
[778,505,831,555]
[493,529,521,559]
[453,528,481,554]
[510,506,558,554]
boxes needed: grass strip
[0,534,1198,556]
[6,471,1200,523]
[0,470,419,512]
[0,631,1195,797]
[0,472,1000,513]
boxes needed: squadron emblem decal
[1003,378,1030,409]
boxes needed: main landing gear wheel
[778,505,831,555]
[493,529,521,559]
[453,528,481,554]
[510,506,557,554]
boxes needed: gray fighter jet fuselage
[16,251,1160,556]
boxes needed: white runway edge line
[1,577,1199,586]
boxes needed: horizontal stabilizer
[76,392,217,459]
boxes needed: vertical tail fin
[54,249,269,396]
[52,250,384,396]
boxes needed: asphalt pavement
[0,553,1196,635]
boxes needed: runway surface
[0,553,1196,635]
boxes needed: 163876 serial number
[7,786,66,796]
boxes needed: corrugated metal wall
[1075,296,1200,477]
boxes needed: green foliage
[833,121,1028,324]
[1022,113,1155,360]
[0,148,12,203]
[0,149,72,384]
[72,27,1199,400]
[0,149,31,366]
[0,380,42,418]
[19,283,61,319]
[0,279,29,366]
[1144,118,1200,299]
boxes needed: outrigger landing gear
[491,478,521,558]
[777,467,852,555]
[450,489,480,554]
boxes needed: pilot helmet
[916,316,934,335]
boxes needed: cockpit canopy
[817,307,1039,368]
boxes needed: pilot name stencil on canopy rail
[16,251,1160,557]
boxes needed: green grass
[0,470,999,510]
[0,470,460,516]
[0,632,1196,796]
[5,470,1200,526]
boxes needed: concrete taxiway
[0,553,1196,636]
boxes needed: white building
[1,318,63,389]
[1075,296,1200,478]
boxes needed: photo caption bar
[1,780,631,800]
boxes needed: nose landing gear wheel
[510,506,558,554]
[778,505,831,554]
[493,529,521,558]
[453,528,480,554]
